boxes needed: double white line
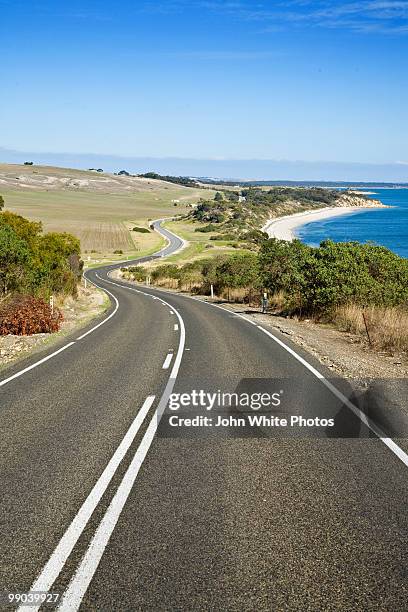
[21,290,186,612]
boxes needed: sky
[1,0,408,180]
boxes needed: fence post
[362,306,372,345]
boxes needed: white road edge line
[162,353,173,369]
[57,286,186,612]
[0,218,175,389]
[20,395,156,612]
[76,274,119,340]
[129,283,408,470]
[0,342,76,388]
[0,274,119,389]
[256,325,408,468]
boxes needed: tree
[0,211,42,247]
[258,238,311,312]
[214,252,259,292]
[0,196,4,211]
[35,232,82,296]
[0,226,32,294]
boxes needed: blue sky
[1,1,408,179]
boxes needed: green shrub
[132,226,150,233]
[151,264,180,281]
[209,233,236,241]
[195,224,217,233]
[0,211,82,298]
[258,238,408,316]
[126,265,147,281]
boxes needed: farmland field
[0,165,211,261]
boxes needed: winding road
[1,221,407,611]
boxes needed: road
[0,221,407,611]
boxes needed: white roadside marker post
[210,284,214,299]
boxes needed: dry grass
[79,222,134,252]
[335,303,408,352]
[269,291,286,311]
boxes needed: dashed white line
[174,323,179,331]
[21,395,156,612]
[139,283,408,470]
[162,353,173,369]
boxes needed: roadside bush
[0,210,83,299]
[132,227,150,233]
[125,266,147,281]
[0,225,33,294]
[213,252,259,293]
[258,238,408,316]
[195,224,217,233]
[178,261,204,291]
[151,264,180,282]
[0,295,63,335]
[209,233,236,241]
[113,249,123,254]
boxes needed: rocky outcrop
[337,192,386,208]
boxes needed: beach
[263,206,382,241]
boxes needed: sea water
[296,188,408,258]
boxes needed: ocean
[296,188,408,258]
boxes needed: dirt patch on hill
[0,163,202,195]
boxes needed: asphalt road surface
[0,221,407,612]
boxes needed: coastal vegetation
[123,237,408,352]
[188,187,378,246]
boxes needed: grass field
[159,218,249,266]
[0,165,209,262]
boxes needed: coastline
[263,205,383,242]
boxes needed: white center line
[20,395,156,612]
[162,353,173,369]
[56,284,186,612]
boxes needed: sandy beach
[263,206,381,241]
